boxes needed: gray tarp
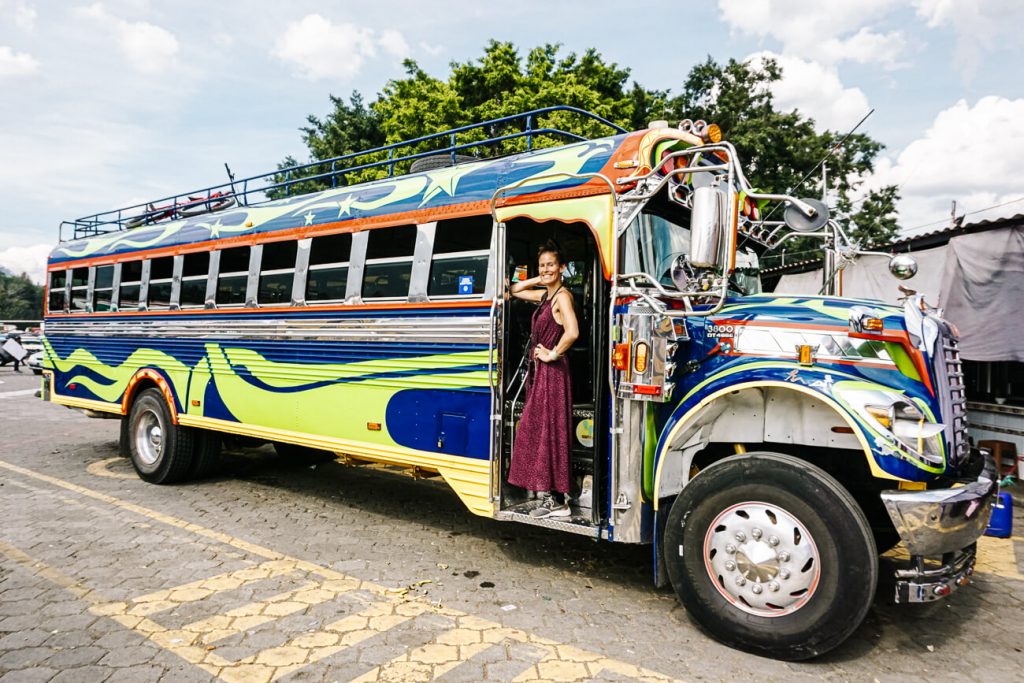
[939,226,1024,362]
[773,226,1024,361]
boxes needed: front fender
[651,362,938,507]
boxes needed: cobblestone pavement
[1,367,1022,682]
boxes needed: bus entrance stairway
[498,400,600,536]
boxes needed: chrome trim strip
[43,315,492,344]
[292,237,311,305]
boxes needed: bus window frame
[359,225,417,302]
[214,245,252,309]
[179,251,211,310]
[425,216,494,301]
[145,256,175,311]
[408,222,436,303]
[91,263,117,313]
[68,266,90,313]
[303,236,353,305]
[48,269,69,314]
[257,240,298,308]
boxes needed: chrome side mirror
[889,253,918,280]
[784,198,829,233]
[689,186,727,268]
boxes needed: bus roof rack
[60,106,626,242]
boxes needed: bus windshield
[621,210,691,288]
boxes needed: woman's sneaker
[530,496,571,518]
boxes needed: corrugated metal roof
[890,213,1024,251]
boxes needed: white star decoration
[304,211,315,225]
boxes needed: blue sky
[2,0,1023,282]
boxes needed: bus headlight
[865,399,945,466]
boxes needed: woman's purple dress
[509,294,572,494]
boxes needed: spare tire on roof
[409,153,478,173]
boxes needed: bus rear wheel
[664,452,877,661]
[128,388,195,484]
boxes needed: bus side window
[428,217,491,298]
[362,225,416,300]
[217,246,250,306]
[48,270,68,313]
[119,260,143,311]
[180,252,210,308]
[92,265,115,312]
[69,267,89,313]
[259,240,297,306]
[306,232,352,302]
[147,256,174,311]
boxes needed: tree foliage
[0,270,43,321]
[279,43,899,247]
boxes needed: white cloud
[718,0,905,67]
[77,3,179,74]
[912,0,1024,81]
[0,45,38,77]
[272,14,409,81]
[418,41,445,57]
[14,2,36,32]
[861,96,1024,233]
[747,52,871,131]
[378,29,410,60]
[0,244,51,285]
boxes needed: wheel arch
[653,380,891,511]
[122,369,179,424]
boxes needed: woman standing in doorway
[509,240,579,517]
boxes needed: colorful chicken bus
[42,107,994,660]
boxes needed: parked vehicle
[41,107,993,660]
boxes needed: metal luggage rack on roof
[60,106,626,242]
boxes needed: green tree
[278,47,898,247]
[0,270,44,321]
[668,57,899,252]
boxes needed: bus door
[493,217,606,534]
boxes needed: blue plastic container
[985,491,1013,538]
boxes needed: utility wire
[902,195,1024,234]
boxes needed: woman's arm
[510,275,546,302]
[535,290,580,362]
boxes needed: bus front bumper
[879,473,996,603]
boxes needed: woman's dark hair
[537,238,565,266]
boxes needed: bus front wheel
[128,388,195,484]
[664,452,877,661]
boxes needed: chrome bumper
[893,545,976,603]
[879,475,995,557]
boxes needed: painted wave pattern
[45,337,494,459]
[53,137,623,263]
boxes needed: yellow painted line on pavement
[86,456,136,480]
[0,458,685,682]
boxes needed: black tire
[409,153,477,173]
[664,452,877,661]
[127,388,195,484]
[273,441,335,465]
[188,430,222,479]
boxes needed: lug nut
[768,535,779,546]
[724,561,736,571]
[751,583,763,594]
[735,531,746,542]
[736,576,746,586]
[779,551,791,562]
[768,581,780,592]
[725,543,737,554]
[780,568,791,580]
[751,528,762,540]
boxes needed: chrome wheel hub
[134,410,164,467]
[704,501,820,617]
